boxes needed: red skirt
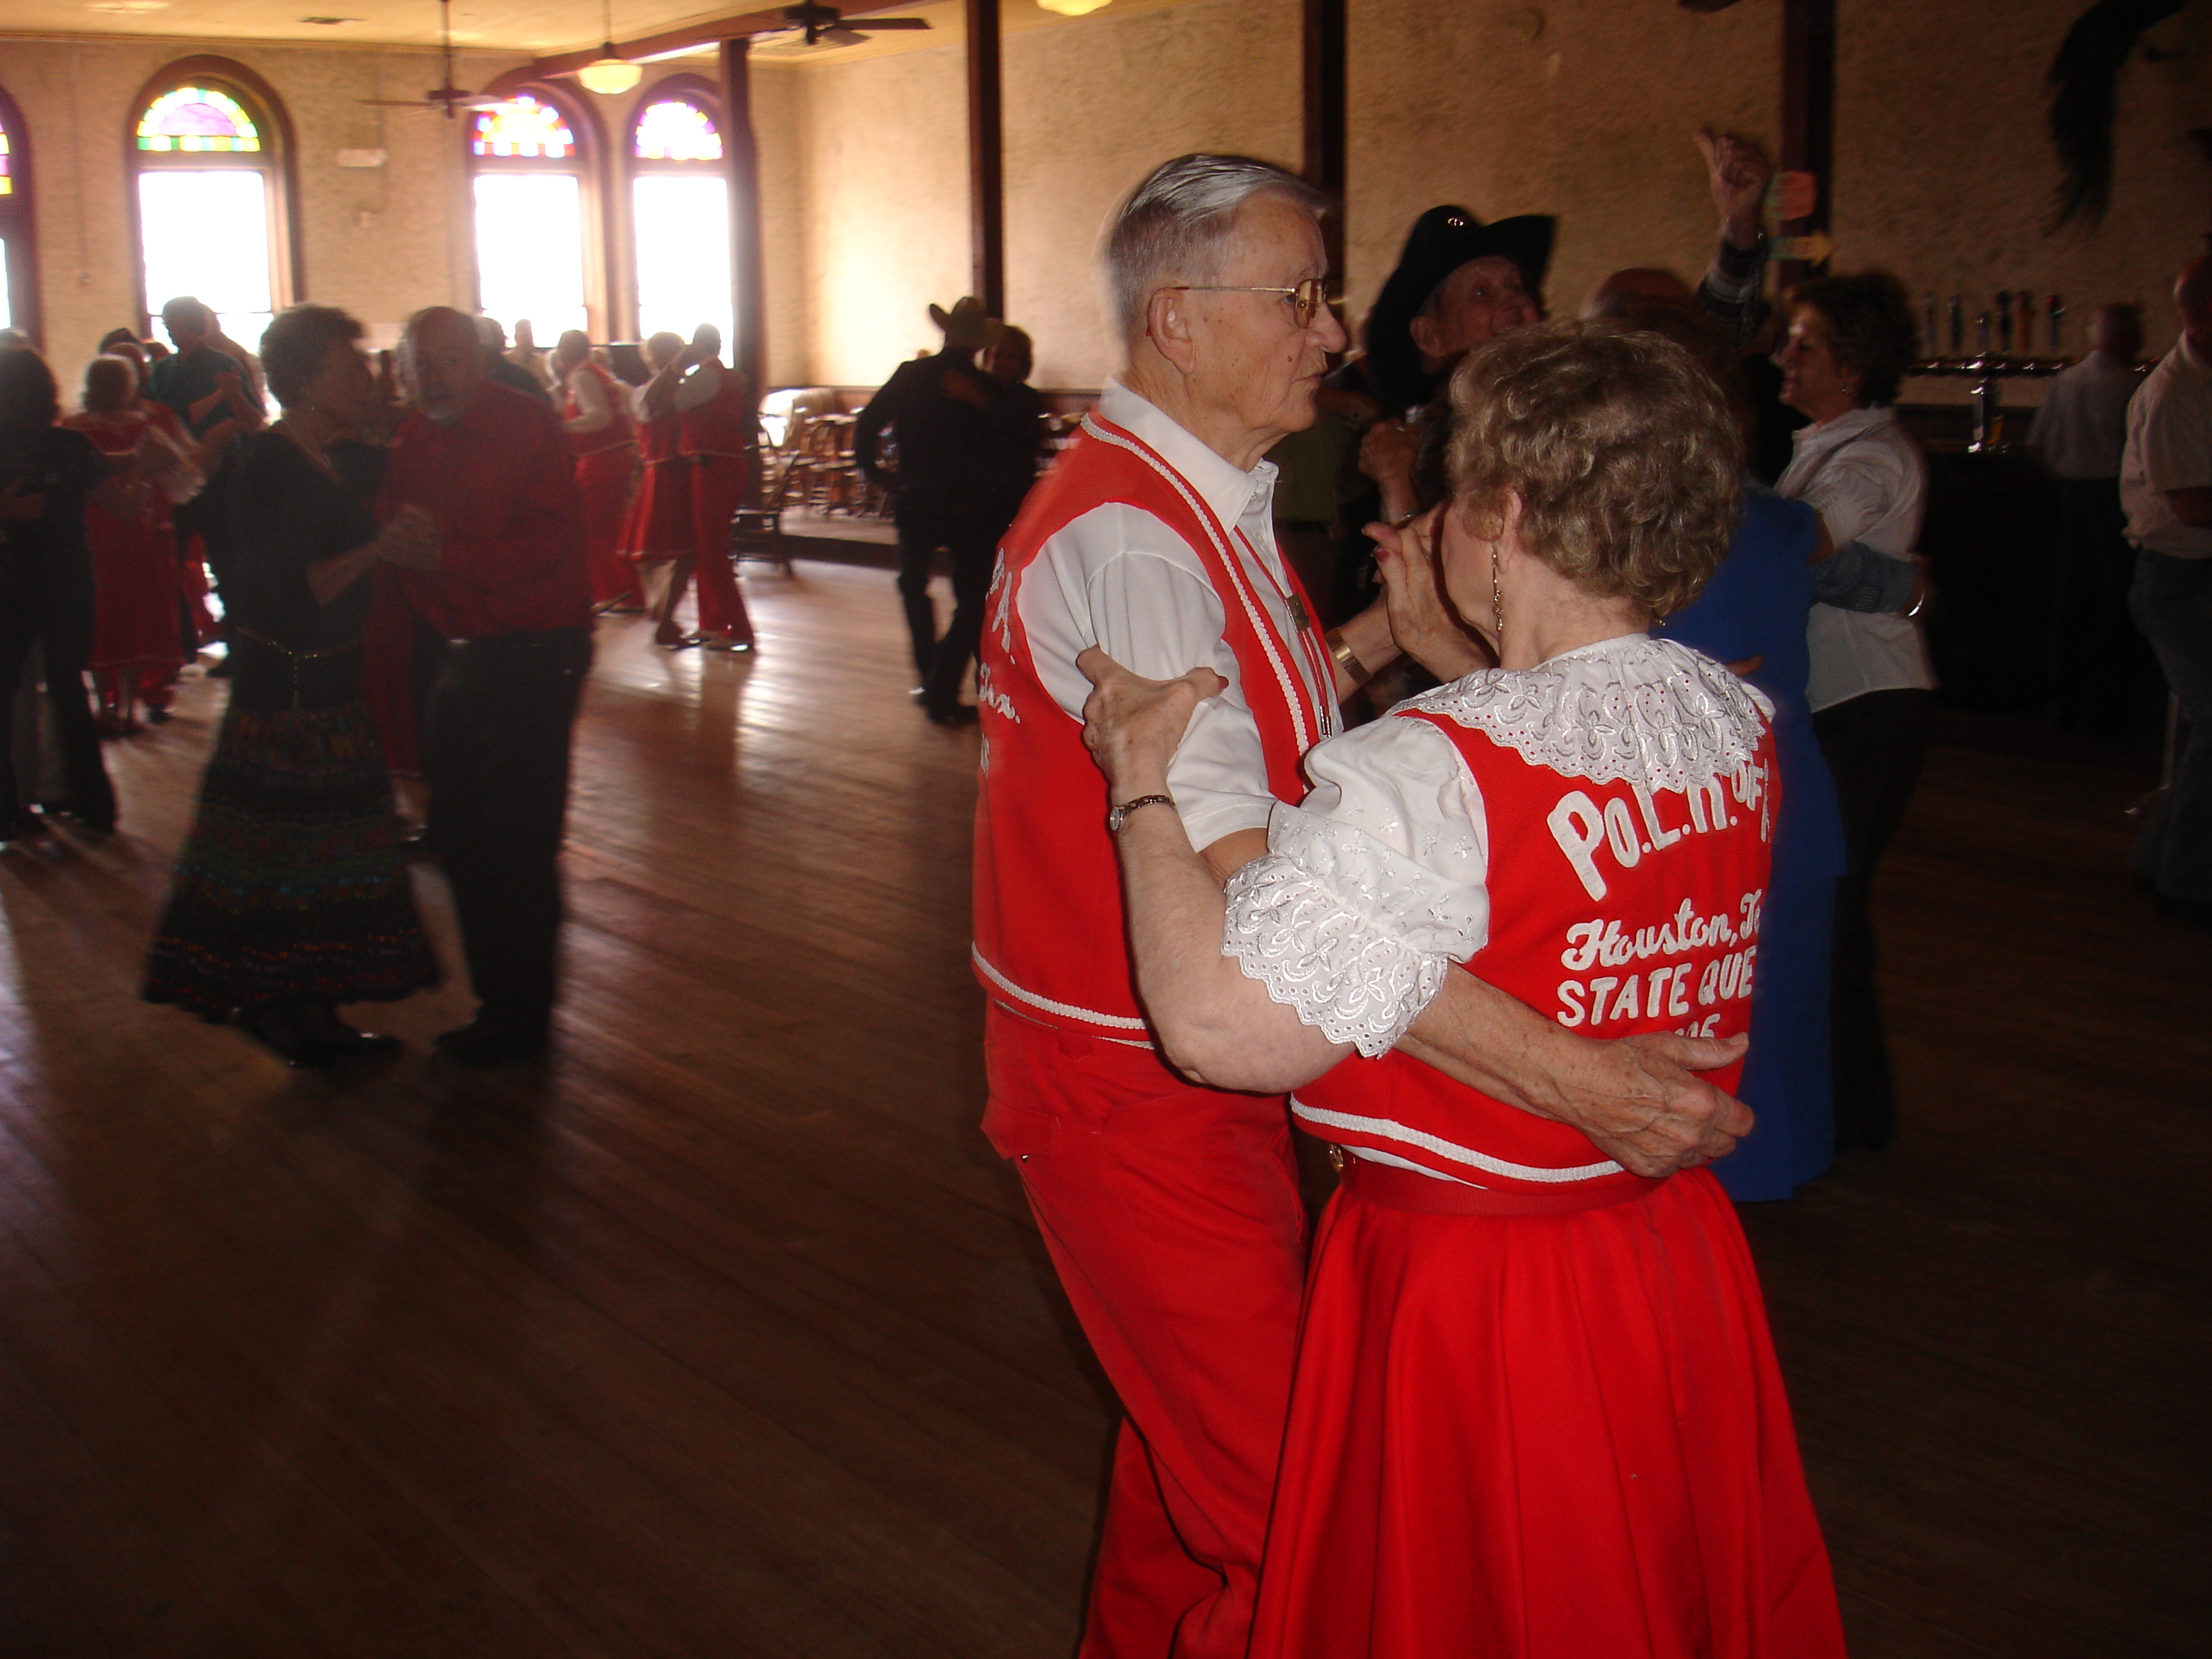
[575,445,642,608]
[621,454,693,562]
[87,500,185,676]
[1249,1167,1847,1659]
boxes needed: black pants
[0,586,115,833]
[1811,687,1933,1151]
[424,628,591,1039]
[2046,477,2152,732]
[895,495,1005,717]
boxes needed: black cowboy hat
[1362,205,1556,408]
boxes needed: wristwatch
[1107,793,1175,834]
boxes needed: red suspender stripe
[1081,414,1332,796]
[973,415,1338,1037]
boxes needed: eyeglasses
[1166,276,1337,329]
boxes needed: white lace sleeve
[1220,719,1489,1058]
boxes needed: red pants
[688,453,754,643]
[984,1007,1306,1659]
[576,446,641,609]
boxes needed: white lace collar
[1399,633,1773,792]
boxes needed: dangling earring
[1490,542,1505,646]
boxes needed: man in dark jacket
[854,296,1022,725]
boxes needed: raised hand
[1357,417,1422,521]
[1696,125,1773,249]
[1368,508,1488,680]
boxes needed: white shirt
[1015,379,1339,850]
[623,361,720,423]
[562,362,613,433]
[675,360,722,415]
[1778,405,1934,711]
[2030,351,2141,480]
[2121,334,2212,559]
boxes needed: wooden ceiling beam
[525,3,926,78]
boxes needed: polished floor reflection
[0,559,2203,1657]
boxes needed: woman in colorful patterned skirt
[1077,320,1848,1658]
[145,305,443,1068]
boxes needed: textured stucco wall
[1344,0,1779,345]
[1835,0,2211,392]
[747,60,808,388]
[1001,0,1303,389]
[786,40,971,390]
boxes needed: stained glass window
[634,99,720,163]
[137,86,261,153]
[471,96,575,161]
[0,130,12,196]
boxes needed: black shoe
[435,1020,548,1068]
[298,1006,402,1056]
[238,1005,338,1069]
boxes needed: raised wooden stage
[1,559,2204,1656]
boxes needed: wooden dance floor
[1,559,2204,1657]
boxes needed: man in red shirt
[385,306,592,1066]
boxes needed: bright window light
[473,173,588,341]
[0,242,12,331]
[138,169,274,351]
[633,174,732,354]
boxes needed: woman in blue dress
[1660,485,1846,1200]
[1614,295,1848,1200]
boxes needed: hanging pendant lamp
[578,0,642,94]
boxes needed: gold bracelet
[1326,627,1372,687]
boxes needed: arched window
[469,91,595,341]
[0,83,36,342]
[129,61,297,348]
[629,86,733,352]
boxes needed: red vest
[678,368,750,459]
[972,412,1334,1038]
[563,360,634,459]
[1293,696,1777,1193]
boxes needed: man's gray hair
[1103,153,1326,340]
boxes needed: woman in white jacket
[1773,271,1928,1154]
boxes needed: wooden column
[1301,0,1347,276]
[1778,0,1835,285]
[720,35,768,413]
[966,0,1004,315]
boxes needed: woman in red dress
[552,328,644,614]
[62,355,189,731]
[1078,320,1848,1659]
[621,331,704,647]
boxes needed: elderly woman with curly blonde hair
[1079,318,1848,1659]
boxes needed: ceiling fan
[760,3,931,51]
[360,0,501,118]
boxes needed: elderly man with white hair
[973,153,1759,1659]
